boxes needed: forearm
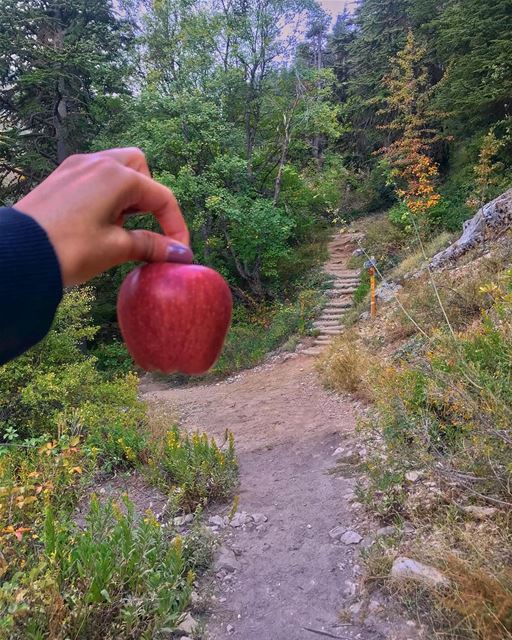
[0,207,63,364]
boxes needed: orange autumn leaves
[378,30,444,218]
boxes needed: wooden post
[369,266,377,319]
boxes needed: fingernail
[166,243,194,264]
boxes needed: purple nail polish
[166,243,194,264]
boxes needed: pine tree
[342,0,410,161]
[434,0,512,133]
[328,9,355,104]
[0,0,131,198]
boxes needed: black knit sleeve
[0,207,63,364]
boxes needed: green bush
[353,269,371,304]
[159,426,238,512]
[92,341,134,378]
[0,288,147,470]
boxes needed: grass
[317,330,374,400]
[321,213,512,638]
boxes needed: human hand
[15,148,192,286]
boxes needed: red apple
[117,263,232,375]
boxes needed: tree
[328,9,356,104]
[434,0,512,133]
[378,30,441,218]
[214,0,320,175]
[0,0,131,199]
[342,0,410,161]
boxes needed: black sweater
[0,207,63,364]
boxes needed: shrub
[317,332,374,399]
[158,426,238,512]
[0,288,148,470]
[92,341,134,378]
[359,215,410,273]
[370,269,512,503]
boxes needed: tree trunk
[312,30,323,166]
[55,75,70,163]
[430,189,512,270]
[273,111,294,205]
[54,18,71,164]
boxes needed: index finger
[121,168,190,246]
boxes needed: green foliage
[92,342,134,378]
[0,288,147,470]
[160,426,238,512]
[353,270,371,305]
[0,498,194,640]
[0,0,132,199]
[433,0,512,133]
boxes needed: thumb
[126,229,194,264]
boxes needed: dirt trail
[142,233,418,640]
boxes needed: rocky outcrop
[430,188,512,270]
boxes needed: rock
[209,515,228,528]
[332,447,345,456]
[216,546,239,573]
[343,580,357,597]
[359,311,370,321]
[329,525,346,540]
[350,502,363,511]
[376,526,396,538]
[177,612,197,634]
[391,557,449,588]
[375,281,402,303]
[368,599,383,614]
[462,505,498,520]
[251,513,268,525]
[405,470,422,483]
[230,511,251,527]
[340,530,362,545]
[349,601,362,615]
[180,637,193,640]
[174,514,194,527]
[190,590,200,606]
[352,248,364,257]
[227,624,234,633]
[430,188,512,269]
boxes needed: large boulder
[430,188,512,270]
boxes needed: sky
[319,0,359,21]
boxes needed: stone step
[315,338,335,345]
[303,348,324,357]
[326,290,357,298]
[313,320,341,330]
[329,281,360,287]
[324,304,352,311]
[325,270,360,276]
[319,328,343,336]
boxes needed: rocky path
[142,232,422,640]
